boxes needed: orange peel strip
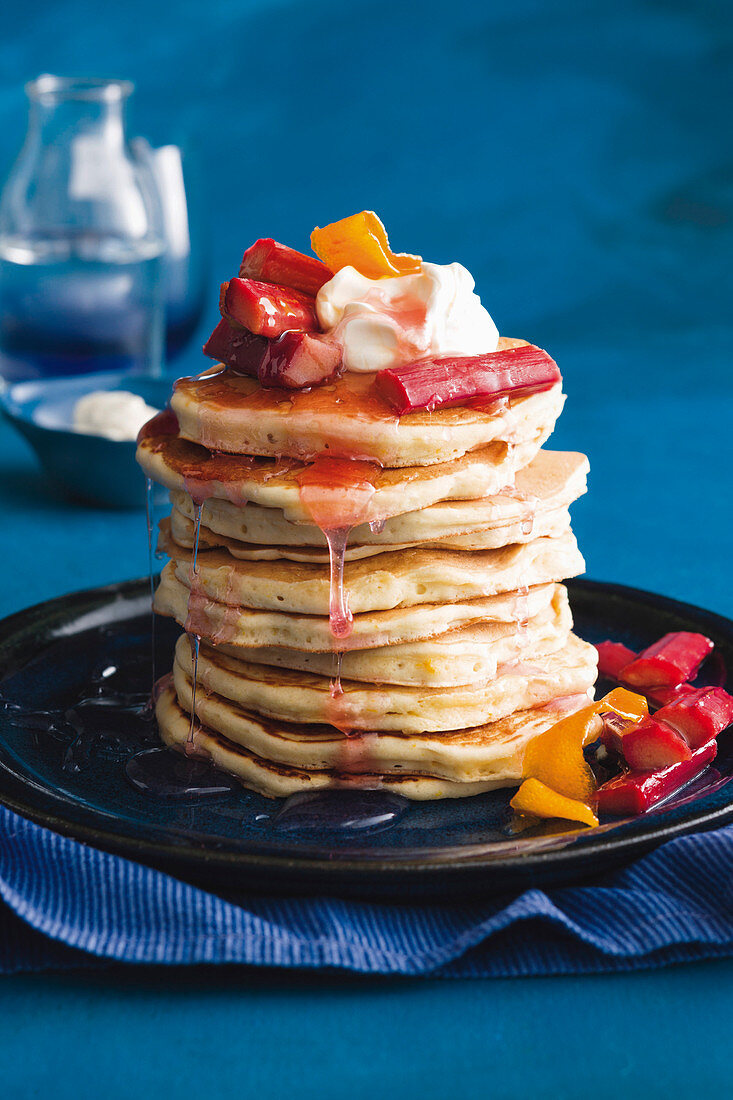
[599,686,649,722]
[522,702,600,802]
[511,778,599,828]
[311,211,422,280]
[517,688,649,819]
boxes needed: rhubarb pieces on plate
[511,632,733,829]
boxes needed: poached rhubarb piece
[597,688,648,751]
[620,632,713,689]
[655,686,733,750]
[375,344,561,415]
[618,716,692,771]
[203,317,267,377]
[600,711,639,752]
[220,278,319,338]
[311,210,422,279]
[593,636,705,707]
[259,331,342,389]
[596,740,718,815]
[203,319,340,391]
[596,641,638,681]
[644,683,698,707]
[239,239,333,296]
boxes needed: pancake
[156,686,593,799]
[170,356,565,467]
[174,631,597,733]
[214,585,573,686]
[161,530,584,616]
[153,568,559,651]
[138,429,553,528]
[170,504,573,562]
[166,449,589,556]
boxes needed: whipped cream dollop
[73,390,160,441]
[316,261,499,373]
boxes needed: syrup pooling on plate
[125,746,239,800]
[273,789,408,834]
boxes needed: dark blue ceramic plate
[0,372,172,509]
[0,577,732,901]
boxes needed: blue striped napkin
[1,802,732,976]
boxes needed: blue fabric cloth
[2,801,733,977]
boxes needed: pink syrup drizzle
[145,477,157,698]
[335,728,384,790]
[211,566,241,645]
[184,500,206,757]
[324,527,353,640]
[297,457,382,749]
[296,457,380,643]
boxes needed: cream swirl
[315,261,499,373]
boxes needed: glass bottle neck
[27,95,128,150]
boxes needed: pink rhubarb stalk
[621,632,713,689]
[655,686,733,750]
[239,239,333,296]
[618,716,692,771]
[375,344,561,415]
[596,641,638,680]
[221,278,319,338]
[203,317,267,376]
[597,740,718,815]
[258,331,342,389]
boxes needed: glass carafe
[0,75,165,382]
[132,137,207,361]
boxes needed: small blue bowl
[0,372,174,509]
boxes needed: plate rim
[1,575,733,893]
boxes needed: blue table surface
[1,0,732,1095]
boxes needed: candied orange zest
[310,211,422,280]
[517,690,648,822]
[598,686,648,722]
[523,703,600,802]
[511,778,599,828]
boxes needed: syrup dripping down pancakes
[137,217,596,798]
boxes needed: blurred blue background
[2,0,729,364]
[1,3,733,1097]
[3,0,731,616]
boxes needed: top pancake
[170,343,565,467]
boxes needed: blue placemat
[2,803,733,977]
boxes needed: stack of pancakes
[138,338,597,799]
